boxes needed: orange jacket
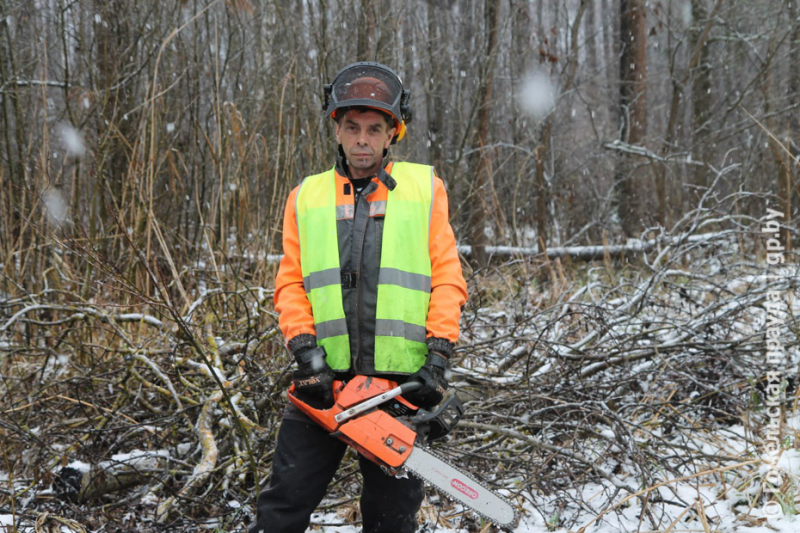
[274,162,467,350]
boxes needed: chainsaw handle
[333,380,423,424]
[330,379,420,397]
[399,380,422,394]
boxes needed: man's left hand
[404,352,449,408]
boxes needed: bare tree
[467,0,500,268]
[617,0,647,237]
[689,0,712,193]
[357,0,377,61]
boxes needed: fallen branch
[459,421,637,495]
[156,392,221,521]
[602,139,704,166]
[54,450,170,503]
[457,231,730,259]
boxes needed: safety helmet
[323,62,413,143]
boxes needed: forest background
[1,0,798,531]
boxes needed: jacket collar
[336,146,396,191]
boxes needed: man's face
[335,109,397,179]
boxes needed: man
[250,62,467,533]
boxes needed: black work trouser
[249,417,425,533]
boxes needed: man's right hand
[292,345,335,408]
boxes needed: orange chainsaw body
[288,376,418,468]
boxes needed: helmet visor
[330,64,403,123]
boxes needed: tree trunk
[584,0,599,79]
[357,0,376,61]
[468,0,500,269]
[656,0,722,228]
[785,0,799,252]
[689,0,712,193]
[426,1,446,173]
[536,0,588,254]
[510,0,531,247]
[617,0,647,237]
[759,17,792,254]
[602,0,618,127]
[95,0,133,231]
[375,0,394,65]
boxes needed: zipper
[351,179,377,374]
[353,188,368,373]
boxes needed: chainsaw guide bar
[403,446,519,529]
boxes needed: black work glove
[292,345,335,409]
[404,352,449,409]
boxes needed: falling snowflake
[517,70,556,120]
[42,188,69,224]
[57,123,85,157]
[681,1,692,25]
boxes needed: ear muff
[394,121,406,143]
[400,89,413,124]
[322,84,333,111]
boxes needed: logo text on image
[451,478,479,500]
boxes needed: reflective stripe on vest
[295,162,433,373]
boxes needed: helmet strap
[377,164,397,191]
[336,144,350,177]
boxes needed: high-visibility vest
[295,162,433,373]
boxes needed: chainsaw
[288,375,518,530]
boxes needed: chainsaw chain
[404,445,520,531]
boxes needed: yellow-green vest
[295,162,433,374]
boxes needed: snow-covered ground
[302,428,800,532]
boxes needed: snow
[65,460,90,473]
[0,516,35,531]
[298,502,798,532]
[42,188,68,224]
[681,1,693,25]
[517,70,556,120]
[107,449,170,468]
[116,313,164,328]
[57,122,85,157]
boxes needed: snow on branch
[2,79,71,90]
[602,139,704,165]
[458,230,730,259]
